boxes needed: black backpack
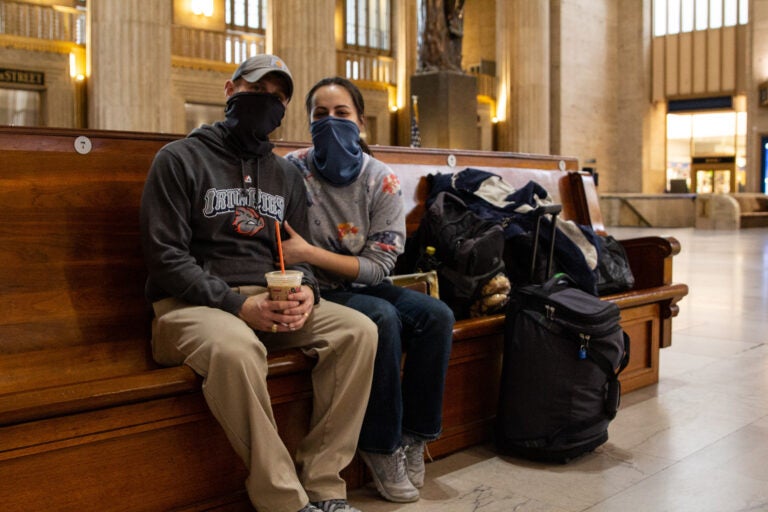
[405,191,506,319]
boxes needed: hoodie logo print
[233,206,265,235]
[203,187,284,220]
[202,187,286,238]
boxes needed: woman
[281,77,454,503]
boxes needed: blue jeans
[323,282,455,454]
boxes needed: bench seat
[0,126,688,511]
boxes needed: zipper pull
[545,304,555,319]
[578,333,590,360]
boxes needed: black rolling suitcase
[495,204,630,463]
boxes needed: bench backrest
[274,143,585,235]
[0,128,178,392]
[0,126,588,394]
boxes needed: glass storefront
[666,102,746,193]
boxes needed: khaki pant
[151,288,377,512]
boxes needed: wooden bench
[0,126,688,511]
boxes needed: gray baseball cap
[231,54,293,100]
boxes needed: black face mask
[223,92,286,157]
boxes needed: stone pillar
[87,0,173,132]
[268,0,336,143]
[496,0,550,153]
[396,0,419,146]
[410,71,478,149]
[617,0,653,193]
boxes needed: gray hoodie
[140,122,317,316]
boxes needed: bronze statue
[418,0,466,72]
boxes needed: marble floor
[348,227,768,512]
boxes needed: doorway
[665,98,746,193]
[691,156,736,193]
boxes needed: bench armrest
[618,235,681,289]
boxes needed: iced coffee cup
[265,270,303,301]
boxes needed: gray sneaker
[402,435,426,488]
[298,504,322,512]
[311,499,362,512]
[359,448,420,503]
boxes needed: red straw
[275,220,286,273]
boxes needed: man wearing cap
[140,55,377,512]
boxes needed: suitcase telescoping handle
[529,203,563,282]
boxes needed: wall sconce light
[390,105,399,113]
[191,0,214,17]
[69,52,85,81]
[495,88,507,122]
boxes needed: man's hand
[238,285,314,332]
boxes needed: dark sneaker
[402,435,427,488]
[359,448,420,503]
[311,499,362,512]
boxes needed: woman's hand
[281,220,361,281]
[280,220,315,266]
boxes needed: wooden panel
[735,25,747,93]
[441,335,503,427]
[678,31,693,95]
[707,29,721,92]
[665,34,679,96]
[692,30,708,94]
[617,304,660,394]
[0,128,171,361]
[656,26,745,100]
[0,398,247,512]
[652,37,666,102]
[721,25,736,92]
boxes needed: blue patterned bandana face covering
[310,116,364,186]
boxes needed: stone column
[268,0,336,143]
[410,71,478,149]
[496,0,550,153]
[617,0,655,193]
[396,0,419,146]
[87,0,173,133]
